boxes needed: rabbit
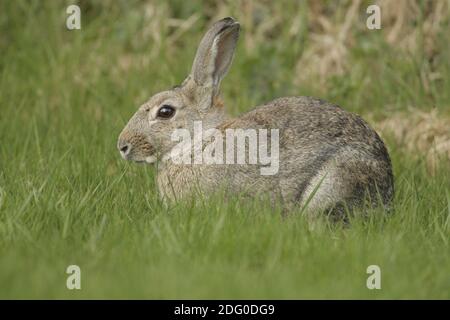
[117,17,394,218]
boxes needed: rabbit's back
[232,96,382,145]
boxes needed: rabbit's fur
[118,17,394,217]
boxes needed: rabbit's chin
[145,155,157,164]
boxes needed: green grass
[0,1,449,299]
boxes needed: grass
[0,1,449,299]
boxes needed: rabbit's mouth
[118,138,158,164]
[120,150,155,163]
[126,153,157,165]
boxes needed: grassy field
[0,1,449,299]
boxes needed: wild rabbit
[118,17,394,217]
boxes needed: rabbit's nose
[118,142,131,158]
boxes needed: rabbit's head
[118,17,240,164]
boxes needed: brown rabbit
[118,17,394,218]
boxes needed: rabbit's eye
[157,105,176,119]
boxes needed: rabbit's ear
[191,17,240,92]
